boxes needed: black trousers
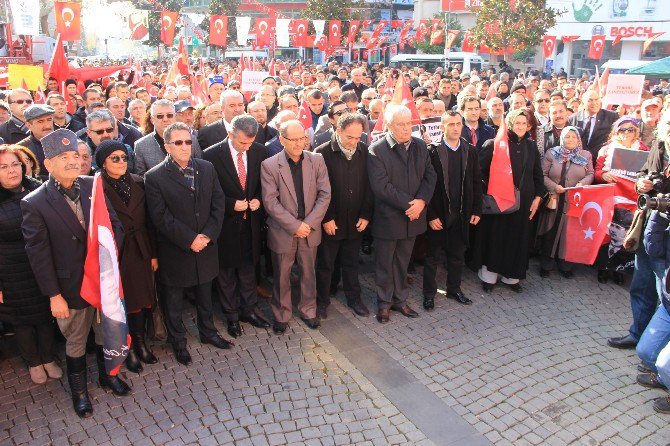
[423,217,467,297]
[161,282,217,349]
[14,323,55,367]
[316,237,362,308]
[374,237,416,309]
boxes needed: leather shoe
[390,304,419,318]
[227,321,242,338]
[447,291,472,305]
[317,305,328,319]
[173,347,192,366]
[613,272,625,285]
[653,396,670,414]
[637,372,667,389]
[348,301,370,317]
[240,312,271,328]
[607,334,637,349]
[597,269,609,284]
[376,308,390,324]
[539,268,550,278]
[481,282,494,293]
[638,362,653,373]
[273,321,287,334]
[256,285,272,299]
[507,283,522,293]
[560,270,574,279]
[300,317,321,329]
[200,334,234,350]
[423,297,435,311]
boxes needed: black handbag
[481,144,527,215]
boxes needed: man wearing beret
[17,104,55,178]
[21,129,130,419]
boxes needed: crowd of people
[1,56,670,418]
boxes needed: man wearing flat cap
[21,128,130,419]
[17,104,55,178]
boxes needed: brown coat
[103,174,156,312]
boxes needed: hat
[328,75,343,86]
[412,87,429,99]
[470,75,481,83]
[95,139,128,169]
[41,128,78,160]
[613,115,639,131]
[612,207,634,227]
[174,100,194,113]
[459,73,471,80]
[642,98,662,109]
[208,75,224,86]
[509,82,526,94]
[24,104,55,122]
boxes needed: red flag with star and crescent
[487,119,516,212]
[588,35,606,60]
[291,19,310,47]
[542,35,556,58]
[329,20,341,47]
[160,10,179,46]
[347,21,360,46]
[565,184,616,264]
[209,15,228,47]
[254,18,275,48]
[55,2,81,41]
[298,100,312,130]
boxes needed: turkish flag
[370,21,388,41]
[445,29,460,49]
[55,2,82,41]
[176,37,189,75]
[391,20,403,29]
[362,20,373,29]
[415,20,429,42]
[34,86,46,104]
[561,35,580,43]
[291,19,309,47]
[588,35,606,60]
[298,100,312,130]
[462,31,474,52]
[48,34,70,87]
[391,75,421,125]
[390,44,397,55]
[254,18,275,48]
[209,15,228,47]
[487,120,516,212]
[329,20,341,46]
[565,184,616,264]
[160,10,179,46]
[398,21,413,43]
[430,20,444,45]
[613,177,637,210]
[347,21,360,45]
[542,35,556,58]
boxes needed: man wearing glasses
[0,88,33,144]
[145,122,231,366]
[533,89,552,127]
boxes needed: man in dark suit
[21,129,130,419]
[314,113,373,319]
[0,88,32,143]
[261,120,331,334]
[197,90,246,150]
[460,95,495,154]
[368,104,437,323]
[424,111,483,310]
[203,115,271,339]
[568,89,618,163]
[145,122,232,366]
[247,100,279,146]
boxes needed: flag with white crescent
[209,15,228,47]
[291,19,309,47]
[565,184,616,264]
[254,18,275,48]
[55,2,81,41]
[329,20,341,47]
[160,10,179,46]
[542,35,556,58]
[347,21,360,46]
[128,11,149,41]
[588,34,606,60]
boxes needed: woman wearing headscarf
[472,109,545,292]
[96,140,158,373]
[537,127,594,277]
[0,145,60,384]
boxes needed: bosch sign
[610,26,654,39]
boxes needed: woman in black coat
[96,140,158,374]
[472,109,545,293]
[0,145,60,384]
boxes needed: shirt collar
[284,150,304,165]
[386,132,411,150]
[443,138,461,151]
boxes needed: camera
[646,172,666,193]
[638,193,670,213]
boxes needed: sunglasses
[617,127,637,134]
[155,113,175,120]
[11,99,33,105]
[333,110,345,116]
[108,154,128,163]
[169,140,192,146]
[91,127,115,135]
[536,98,551,103]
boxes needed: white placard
[241,70,270,92]
[604,74,645,106]
[9,0,40,36]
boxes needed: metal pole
[443,0,452,71]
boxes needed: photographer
[609,110,670,350]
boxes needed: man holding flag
[21,129,130,419]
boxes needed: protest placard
[8,64,44,90]
[241,71,269,92]
[421,117,442,145]
[604,74,645,106]
[609,147,650,181]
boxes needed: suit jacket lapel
[46,181,87,240]
[219,139,245,195]
[302,154,315,208]
[277,154,298,207]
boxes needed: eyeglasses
[283,136,308,143]
[168,140,193,146]
[108,154,128,163]
[617,127,637,134]
[535,98,551,103]
[0,161,23,172]
[362,96,376,100]
[91,127,115,135]
[11,99,33,105]
[155,113,175,120]
[333,110,346,116]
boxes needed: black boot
[95,346,132,396]
[66,355,93,418]
[125,347,143,373]
[128,310,157,364]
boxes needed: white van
[389,52,485,73]
[600,59,647,75]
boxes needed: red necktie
[470,127,477,146]
[237,152,247,218]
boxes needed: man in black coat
[0,89,32,144]
[460,95,495,154]
[368,105,437,323]
[247,100,279,146]
[568,89,618,163]
[203,116,270,339]
[423,111,483,310]
[21,129,129,419]
[145,122,231,366]
[314,113,373,319]
[17,104,55,177]
[197,90,245,150]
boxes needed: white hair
[220,89,244,106]
[384,104,411,125]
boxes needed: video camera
[638,193,670,213]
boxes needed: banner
[236,16,252,46]
[160,10,179,46]
[254,18,275,48]
[564,184,615,265]
[604,74,645,106]
[329,20,342,47]
[347,21,360,45]
[128,11,149,41]
[209,15,228,47]
[241,70,269,92]
[9,0,40,35]
[291,19,309,47]
[55,2,82,41]
[606,147,649,181]
[8,64,43,90]
[420,117,442,145]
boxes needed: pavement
[1,255,669,446]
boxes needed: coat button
[72,236,76,240]
[195,212,200,217]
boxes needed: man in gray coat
[261,120,331,334]
[368,105,437,324]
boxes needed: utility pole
[443,0,452,71]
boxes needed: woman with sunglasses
[594,116,649,285]
[95,140,159,374]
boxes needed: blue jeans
[656,337,670,387]
[628,248,664,341]
[637,304,670,374]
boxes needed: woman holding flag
[472,109,545,293]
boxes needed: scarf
[550,126,589,166]
[53,177,81,202]
[103,171,132,206]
